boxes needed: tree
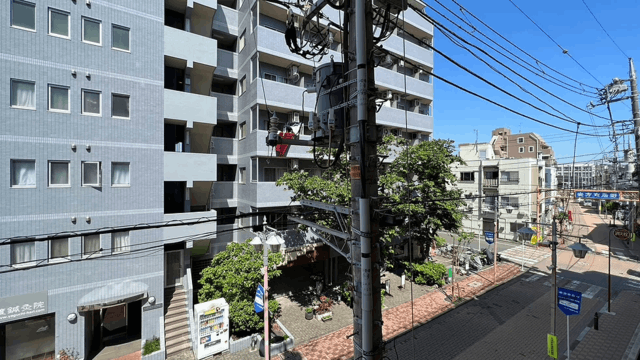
[198,242,283,336]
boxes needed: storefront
[0,292,54,360]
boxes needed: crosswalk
[499,245,552,268]
[625,280,640,289]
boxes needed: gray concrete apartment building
[1,0,434,358]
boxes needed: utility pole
[494,197,498,283]
[550,218,558,341]
[630,59,640,232]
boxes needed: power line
[580,0,629,60]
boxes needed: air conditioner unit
[398,59,405,67]
[288,65,299,78]
[383,54,393,65]
[386,90,393,100]
[392,94,401,103]
[414,67,424,75]
[289,159,299,170]
[411,133,419,140]
[505,206,514,213]
[422,37,431,46]
[383,128,391,136]
[413,100,421,108]
[289,112,300,123]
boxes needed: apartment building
[491,128,556,166]
[556,162,597,190]
[1,1,164,359]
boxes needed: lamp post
[517,225,536,271]
[606,226,618,313]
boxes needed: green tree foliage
[403,262,447,285]
[604,201,620,213]
[198,242,283,336]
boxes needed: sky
[428,0,640,164]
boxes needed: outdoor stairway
[164,287,192,358]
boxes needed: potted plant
[305,307,314,320]
[321,314,333,322]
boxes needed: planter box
[316,311,332,321]
[258,320,295,357]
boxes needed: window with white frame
[239,167,246,184]
[111,162,130,186]
[49,8,69,38]
[239,76,246,95]
[264,73,277,81]
[83,234,101,257]
[48,85,69,112]
[479,150,487,160]
[11,241,35,265]
[82,17,101,45]
[112,93,130,118]
[518,146,525,153]
[529,146,534,152]
[239,30,246,51]
[11,0,35,31]
[82,89,101,115]
[501,196,519,209]
[500,171,519,184]
[10,79,36,109]
[251,158,258,182]
[112,231,130,253]
[251,106,258,131]
[11,159,36,188]
[48,161,70,187]
[50,238,69,259]
[264,168,286,182]
[517,137,524,143]
[239,122,247,139]
[82,161,101,187]
[112,25,130,51]
[251,56,257,80]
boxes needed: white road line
[524,274,543,282]
[577,326,591,341]
[583,285,602,299]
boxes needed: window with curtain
[50,238,69,259]
[11,0,35,30]
[264,168,276,182]
[11,79,36,109]
[49,9,69,38]
[112,231,130,253]
[83,235,101,256]
[251,158,258,182]
[111,162,130,186]
[82,18,101,45]
[11,242,35,265]
[82,89,101,115]
[82,161,101,186]
[49,85,69,112]
[112,25,130,51]
[11,160,36,187]
[49,161,69,187]
[112,94,130,118]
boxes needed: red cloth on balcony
[276,132,295,157]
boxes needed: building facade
[490,128,556,166]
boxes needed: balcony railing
[500,178,520,185]
[483,178,499,188]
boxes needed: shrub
[341,282,353,306]
[435,236,448,248]
[381,290,386,308]
[142,337,161,356]
[305,307,313,313]
[404,262,447,286]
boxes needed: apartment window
[251,56,258,81]
[239,167,247,184]
[83,235,101,257]
[11,0,35,31]
[82,89,101,115]
[501,171,519,184]
[517,137,524,143]
[10,79,36,109]
[251,106,258,131]
[501,197,519,209]
[111,162,130,186]
[48,161,70,187]
[518,147,525,153]
[460,172,474,182]
[397,104,405,111]
[49,8,69,38]
[529,146,534,152]
[239,30,246,52]
[239,122,247,139]
[48,85,69,112]
[82,161,101,187]
[112,93,130,118]
[251,5,257,31]
[510,222,525,233]
[239,76,247,95]
[264,168,276,182]
[50,238,69,259]
[479,150,487,160]
[264,73,277,82]
[251,158,258,182]
[11,160,36,188]
[82,17,101,45]
[112,25,130,52]
[112,231,130,253]
[11,242,35,265]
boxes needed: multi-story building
[556,162,597,190]
[490,128,556,166]
[1,1,164,359]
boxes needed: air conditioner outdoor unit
[505,206,514,213]
[383,54,393,65]
[288,65,299,78]
[383,128,391,136]
[386,90,393,100]
[414,67,424,74]
[392,94,401,103]
[289,112,300,123]
[422,37,431,46]
[413,100,421,108]
[289,159,299,170]
[398,59,405,67]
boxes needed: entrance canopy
[77,281,148,312]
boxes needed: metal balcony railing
[483,178,499,188]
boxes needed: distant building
[490,128,556,166]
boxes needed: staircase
[164,287,192,358]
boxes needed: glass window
[49,85,69,112]
[11,160,36,187]
[239,30,246,51]
[82,17,101,45]
[519,147,524,153]
[251,106,258,131]
[49,9,69,38]
[82,161,101,186]
[479,150,486,160]
[112,94,130,118]
[11,79,36,109]
[50,238,69,259]
[251,158,258,182]
[112,231,130,253]
[264,168,276,182]
[83,235,101,257]
[240,76,246,95]
[11,241,35,264]
[112,25,130,51]
[251,56,257,80]
[517,137,524,143]
[264,73,277,81]
[82,89,101,115]
[239,122,247,139]
[529,146,534,152]
[111,162,130,186]
[12,0,35,31]
[239,167,246,184]
[49,161,69,187]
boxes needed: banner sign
[575,191,620,200]
[254,284,264,313]
[0,291,48,323]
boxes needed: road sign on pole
[614,228,632,241]
[484,231,494,244]
[558,287,582,316]
[547,333,558,359]
[254,284,264,313]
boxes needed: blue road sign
[254,284,264,313]
[557,287,582,316]
[484,231,494,244]
[575,191,620,200]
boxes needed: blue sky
[428,0,640,164]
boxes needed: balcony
[216,49,238,78]
[163,210,217,243]
[165,26,217,70]
[211,182,238,207]
[483,178,499,188]
[213,93,238,121]
[256,79,316,112]
[257,26,341,67]
[165,89,217,127]
[165,152,217,184]
[376,106,434,133]
[255,182,295,207]
[402,7,434,35]
[383,35,434,68]
[210,137,237,162]
[376,67,434,100]
[213,5,238,36]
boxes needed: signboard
[547,334,558,359]
[614,228,632,241]
[575,191,620,200]
[254,284,264,313]
[557,287,582,316]
[0,291,48,323]
[484,231,494,244]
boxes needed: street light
[517,226,537,271]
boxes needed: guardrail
[185,268,197,355]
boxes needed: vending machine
[194,298,229,359]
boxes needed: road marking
[626,281,640,289]
[524,274,543,282]
[583,285,602,299]
[543,281,552,287]
[530,270,548,276]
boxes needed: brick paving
[113,350,141,360]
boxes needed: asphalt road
[438,231,520,254]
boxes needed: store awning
[77,281,148,312]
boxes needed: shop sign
[0,291,48,323]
